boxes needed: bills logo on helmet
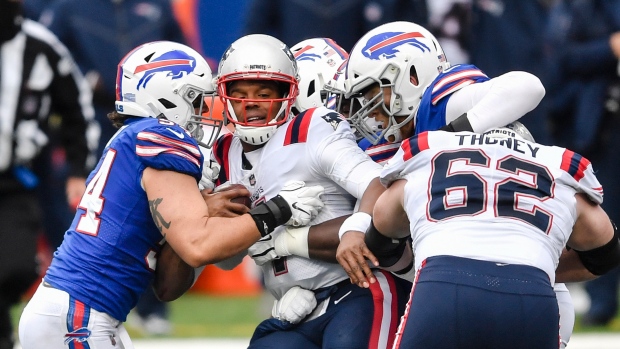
[294,45,322,62]
[134,50,196,89]
[64,327,91,344]
[362,32,429,60]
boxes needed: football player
[362,123,618,348]
[209,34,393,349]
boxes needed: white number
[76,150,117,236]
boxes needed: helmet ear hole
[409,66,419,86]
[158,98,177,109]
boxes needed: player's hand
[248,230,281,266]
[272,286,317,324]
[199,159,221,190]
[201,185,251,217]
[277,181,324,227]
[336,231,378,288]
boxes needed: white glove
[248,231,280,266]
[277,181,324,227]
[272,286,317,324]
[199,157,221,190]
[249,225,311,266]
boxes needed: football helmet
[345,21,450,144]
[217,34,299,145]
[485,121,535,142]
[290,38,348,114]
[115,41,221,148]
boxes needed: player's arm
[443,71,545,132]
[152,242,196,301]
[250,124,383,265]
[338,179,411,287]
[142,168,320,267]
[152,185,252,300]
[556,193,619,282]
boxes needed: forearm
[308,215,348,262]
[555,248,598,283]
[153,242,195,302]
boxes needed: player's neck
[241,141,265,153]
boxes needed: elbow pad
[364,220,410,270]
[576,220,620,276]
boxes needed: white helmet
[323,59,348,112]
[290,38,348,114]
[345,21,450,144]
[217,34,299,145]
[485,121,535,142]
[115,41,221,148]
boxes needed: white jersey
[381,130,603,284]
[212,106,382,299]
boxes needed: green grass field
[12,291,620,339]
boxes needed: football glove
[272,286,317,324]
[199,150,221,190]
[278,181,324,227]
[249,225,311,265]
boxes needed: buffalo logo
[134,50,196,89]
[64,327,91,344]
[294,45,322,62]
[362,32,429,60]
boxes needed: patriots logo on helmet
[362,32,429,60]
[134,50,196,89]
[294,45,322,62]
[64,327,91,344]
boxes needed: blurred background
[3,0,620,346]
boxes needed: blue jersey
[415,64,489,134]
[45,117,203,321]
[358,137,401,164]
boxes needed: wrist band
[338,212,372,240]
[276,225,311,258]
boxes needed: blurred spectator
[243,0,428,51]
[39,0,188,336]
[0,0,98,347]
[427,0,471,64]
[40,0,186,157]
[469,0,553,145]
[544,0,620,327]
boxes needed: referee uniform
[0,3,98,347]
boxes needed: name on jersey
[457,134,540,157]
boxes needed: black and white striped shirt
[0,18,99,189]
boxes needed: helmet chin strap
[383,125,402,143]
